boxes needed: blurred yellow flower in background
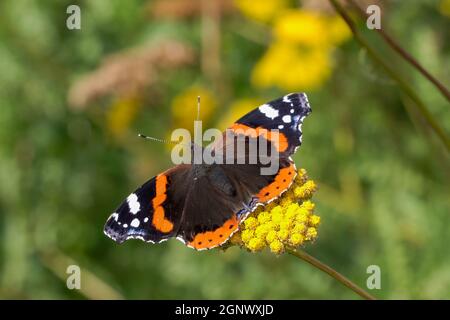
[171,86,216,132]
[217,98,263,131]
[252,41,332,91]
[274,10,328,47]
[107,96,141,138]
[230,168,320,254]
[327,15,352,45]
[274,10,351,47]
[439,0,450,16]
[234,0,288,23]
[250,8,351,91]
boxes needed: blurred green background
[0,0,449,299]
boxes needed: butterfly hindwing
[176,165,245,250]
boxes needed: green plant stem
[346,0,450,103]
[329,0,450,152]
[287,248,376,300]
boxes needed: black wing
[232,92,311,156]
[104,165,191,244]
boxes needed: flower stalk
[329,0,450,152]
[229,168,376,299]
[287,248,377,300]
[346,0,450,103]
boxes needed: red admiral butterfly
[104,93,311,250]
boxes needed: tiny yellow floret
[269,240,285,254]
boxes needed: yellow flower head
[247,237,266,252]
[231,168,320,255]
[234,0,288,23]
[251,41,332,91]
[274,10,329,47]
[294,180,317,200]
[250,8,351,92]
[269,239,284,254]
[439,0,450,17]
[274,10,351,47]
[241,229,255,243]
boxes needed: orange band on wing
[257,163,296,203]
[152,174,173,233]
[229,123,288,152]
[188,215,239,250]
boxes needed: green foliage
[0,0,449,299]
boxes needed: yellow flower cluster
[273,10,351,47]
[231,168,320,254]
[252,41,332,91]
[234,0,288,23]
[250,8,351,91]
[440,0,450,16]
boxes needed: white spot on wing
[283,94,292,103]
[282,115,292,123]
[144,217,149,223]
[130,218,140,228]
[127,193,140,214]
[278,124,284,129]
[259,104,279,119]
[110,213,118,221]
[123,224,128,228]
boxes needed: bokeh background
[1,0,449,299]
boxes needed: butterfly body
[104,93,312,250]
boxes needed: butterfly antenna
[196,95,201,121]
[138,134,175,145]
[138,133,192,147]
